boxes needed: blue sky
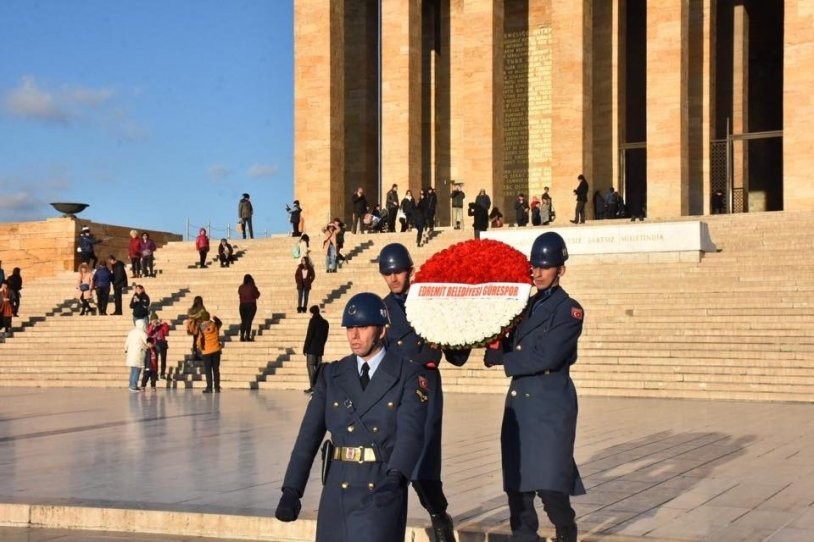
[0,0,294,238]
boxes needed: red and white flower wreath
[405,239,532,348]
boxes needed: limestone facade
[0,218,181,280]
[294,0,814,227]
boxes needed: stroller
[366,208,390,233]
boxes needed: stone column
[731,4,748,212]
[783,1,814,210]
[550,0,592,216]
[381,0,423,200]
[449,0,504,209]
[294,0,345,228]
[646,2,688,218]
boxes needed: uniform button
[347,425,355,432]
[341,482,349,489]
[515,345,523,351]
[372,426,379,433]
[332,401,340,408]
[387,402,395,409]
[510,390,517,397]
[524,393,531,398]
[417,340,423,346]
[368,482,375,491]
[397,340,403,346]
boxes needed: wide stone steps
[3,212,814,401]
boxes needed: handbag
[79,283,90,292]
[236,221,244,233]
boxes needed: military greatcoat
[281,350,429,542]
[499,286,587,495]
[383,293,463,481]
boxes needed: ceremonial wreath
[405,239,532,348]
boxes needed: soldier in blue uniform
[378,243,469,542]
[274,292,430,542]
[484,232,586,542]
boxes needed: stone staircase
[2,212,813,402]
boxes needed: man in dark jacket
[108,255,128,315]
[238,193,254,239]
[571,174,589,224]
[484,232,585,542]
[274,292,429,541]
[351,187,367,234]
[425,187,438,232]
[129,284,151,326]
[302,305,329,393]
[286,200,302,237]
[92,262,113,315]
[378,243,469,542]
[386,184,400,233]
[450,183,465,229]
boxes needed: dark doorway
[622,0,647,216]
[714,0,784,212]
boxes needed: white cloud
[209,164,232,179]
[62,85,114,106]
[247,163,278,178]
[0,173,70,221]
[2,76,144,140]
[3,75,68,122]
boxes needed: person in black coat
[400,190,415,232]
[275,293,429,542]
[378,243,470,542]
[302,305,329,393]
[484,232,585,542]
[351,186,368,234]
[571,174,589,224]
[108,256,128,315]
[469,201,488,239]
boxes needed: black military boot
[430,512,455,542]
[554,523,578,542]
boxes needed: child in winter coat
[195,228,210,268]
[141,337,159,390]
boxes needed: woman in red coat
[195,228,210,268]
[128,230,142,278]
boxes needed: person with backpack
[195,228,210,269]
[238,193,254,239]
[77,226,101,270]
[292,233,310,260]
[186,296,207,360]
[197,310,223,393]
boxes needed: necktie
[360,362,370,390]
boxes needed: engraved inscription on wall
[503,27,553,198]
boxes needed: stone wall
[0,218,182,281]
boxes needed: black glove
[484,339,504,367]
[373,471,406,507]
[274,487,302,522]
